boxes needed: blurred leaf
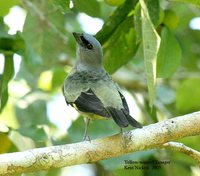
[52,68,66,89]
[22,1,71,74]
[0,123,10,132]
[142,157,167,176]
[9,130,35,151]
[22,169,61,176]
[0,16,5,30]
[0,54,14,113]
[94,162,113,176]
[181,29,200,71]
[176,78,200,113]
[178,136,200,151]
[140,0,161,107]
[104,0,125,6]
[0,0,21,16]
[0,74,2,88]
[51,0,70,13]
[134,3,142,43]
[145,0,160,26]
[157,27,182,78]
[145,103,158,123]
[98,1,116,20]
[103,16,138,73]
[46,168,61,176]
[170,0,200,7]
[65,13,82,33]
[38,71,53,91]
[157,85,176,105]
[0,133,12,153]
[15,92,50,126]
[169,151,195,176]
[114,168,143,176]
[102,150,155,170]
[17,125,48,143]
[15,60,40,88]
[163,10,179,30]
[72,0,100,17]
[37,68,66,91]
[0,31,25,54]
[96,0,138,45]
[68,115,123,142]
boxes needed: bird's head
[73,32,103,70]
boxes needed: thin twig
[161,142,200,165]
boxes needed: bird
[62,32,142,140]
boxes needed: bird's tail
[125,113,142,128]
[108,107,142,128]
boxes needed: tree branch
[0,111,200,175]
[161,142,200,165]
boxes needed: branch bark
[0,111,200,175]
[161,142,200,165]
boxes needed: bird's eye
[80,36,93,50]
[87,43,93,49]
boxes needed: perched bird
[63,32,142,140]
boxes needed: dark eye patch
[80,36,93,50]
[86,43,93,49]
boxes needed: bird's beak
[72,32,83,45]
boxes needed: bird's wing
[63,72,142,128]
[69,87,141,128]
[118,91,129,113]
[63,87,110,118]
[92,82,142,128]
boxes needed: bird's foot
[120,127,123,134]
[83,134,91,142]
[83,117,91,141]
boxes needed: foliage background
[0,0,200,175]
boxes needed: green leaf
[0,133,12,153]
[17,125,48,143]
[51,0,70,13]
[176,78,200,113]
[157,27,182,78]
[0,54,14,113]
[134,3,142,43]
[15,92,49,126]
[0,32,25,54]
[46,168,61,176]
[0,0,21,16]
[134,0,160,43]
[103,16,138,74]
[145,0,160,26]
[178,136,200,152]
[102,150,155,170]
[15,60,40,88]
[72,0,100,17]
[52,68,67,89]
[140,0,161,107]
[170,0,200,7]
[96,0,138,45]
[9,130,35,151]
[169,151,195,176]
[22,1,72,74]
[163,10,179,30]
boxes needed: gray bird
[63,32,142,140]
